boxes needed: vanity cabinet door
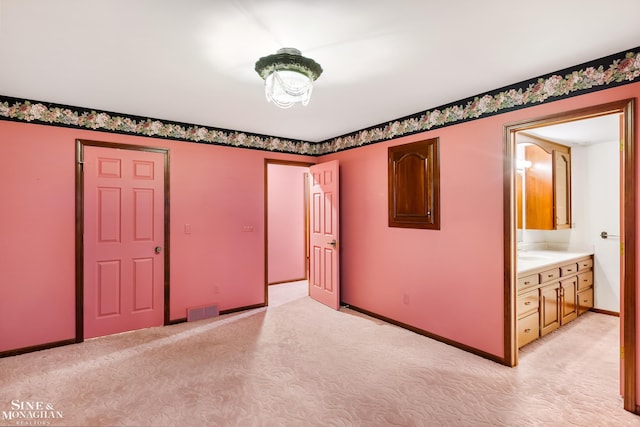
[560,277,578,325]
[540,284,560,336]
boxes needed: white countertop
[517,249,593,274]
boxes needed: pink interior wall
[0,121,313,352]
[2,82,640,406]
[0,123,76,351]
[267,164,308,284]
[319,82,640,361]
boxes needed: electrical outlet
[242,224,254,232]
[403,294,410,305]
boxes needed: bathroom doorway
[503,99,636,411]
[516,114,621,314]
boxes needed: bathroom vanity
[517,250,594,348]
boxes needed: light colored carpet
[0,280,637,426]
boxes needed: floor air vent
[187,304,219,322]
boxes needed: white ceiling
[526,114,622,147]
[1,0,639,143]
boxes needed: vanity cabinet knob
[524,281,530,285]
[524,328,532,333]
[524,301,531,305]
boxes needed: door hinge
[621,242,624,255]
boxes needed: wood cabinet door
[519,135,571,231]
[553,151,571,229]
[524,144,553,230]
[540,285,560,336]
[388,138,440,229]
[560,277,578,325]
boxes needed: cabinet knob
[524,328,532,333]
[524,301,531,305]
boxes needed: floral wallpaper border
[319,47,640,155]
[0,96,320,155]
[1,47,639,156]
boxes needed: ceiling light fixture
[255,48,323,109]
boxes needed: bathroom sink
[518,253,555,261]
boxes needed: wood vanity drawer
[517,273,540,289]
[517,289,539,317]
[577,271,593,291]
[518,312,540,348]
[560,263,578,276]
[577,287,594,315]
[540,268,560,283]
[577,258,593,271]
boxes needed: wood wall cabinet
[516,133,571,230]
[388,138,440,229]
[517,255,594,348]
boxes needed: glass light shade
[255,48,322,109]
[265,70,314,108]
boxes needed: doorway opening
[264,159,313,306]
[503,99,636,412]
[264,159,341,310]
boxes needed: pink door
[309,160,340,309]
[83,145,165,339]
